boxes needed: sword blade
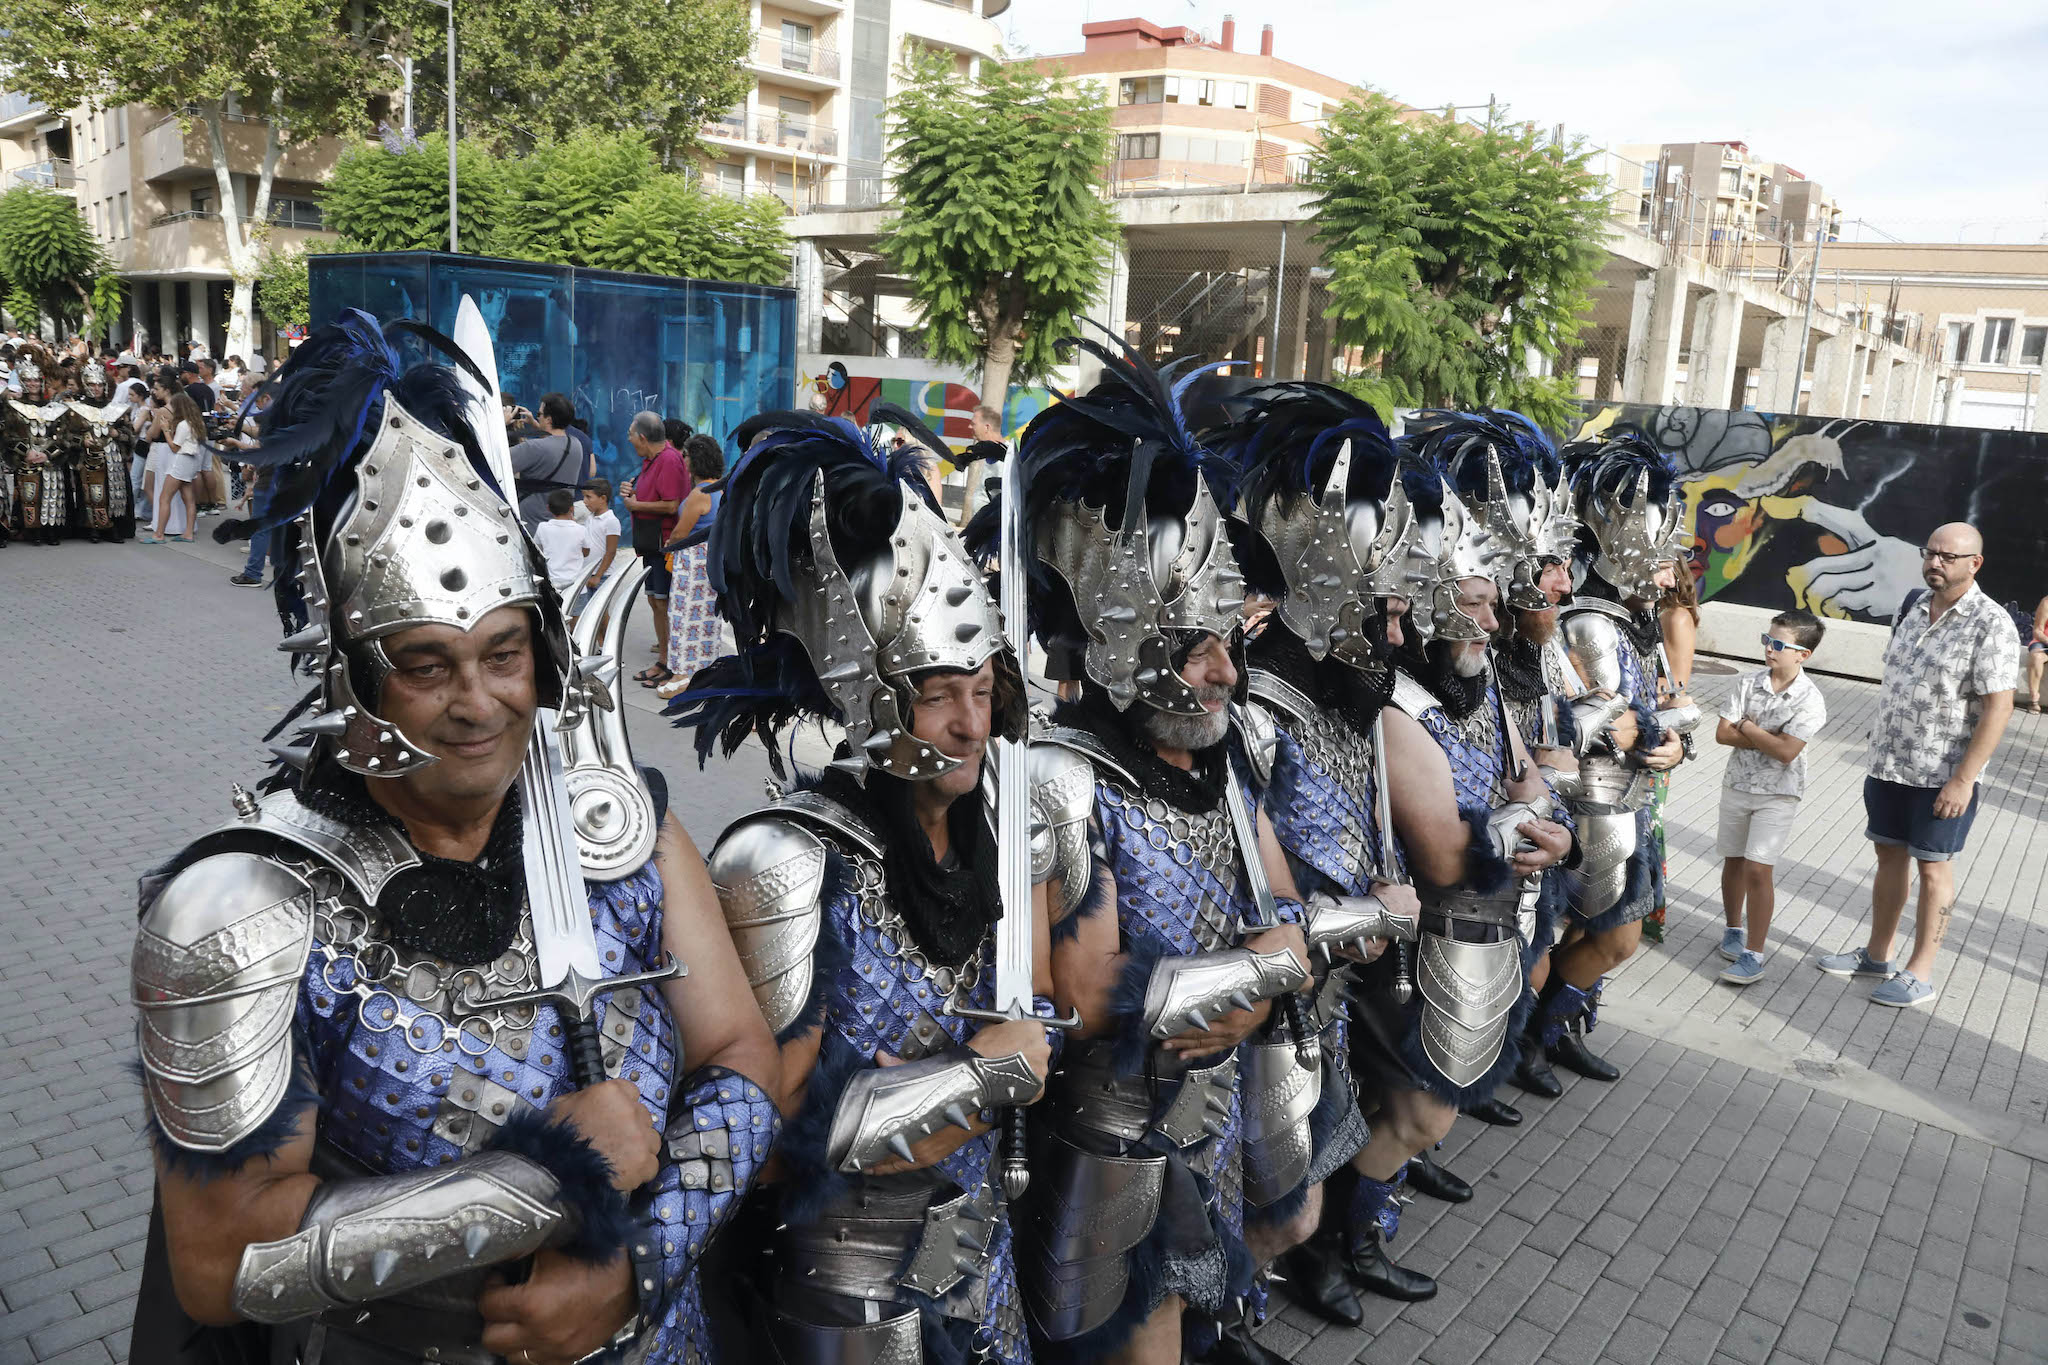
[991,444,1034,1015]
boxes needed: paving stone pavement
[3,539,2046,1365]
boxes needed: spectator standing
[138,379,179,538]
[1715,610,1829,984]
[508,392,592,529]
[956,402,1007,528]
[1817,522,2020,1008]
[653,434,725,697]
[619,410,689,684]
[147,389,208,544]
[533,488,591,594]
[573,478,622,614]
[225,387,277,587]
[2023,593,2047,713]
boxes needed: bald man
[1817,522,2018,1008]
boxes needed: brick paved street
[3,538,2046,1365]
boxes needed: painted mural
[797,355,1056,467]
[1572,404,2048,625]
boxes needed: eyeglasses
[1920,548,1977,565]
[1760,633,1807,654]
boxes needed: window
[1163,76,1182,103]
[771,167,794,205]
[1719,167,1741,196]
[1196,79,1219,107]
[272,196,324,230]
[191,187,213,215]
[780,21,813,71]
[2022,326,2047,368]
[1118,76,1166,106]
[716,163,744,197]
[113,106,126,149]
[1232,83,1250,109]
[1640,163,1657,188]
[1980,317,2014,366]
[1160,134,1244,166]
[116,190,129,237]
[1117,133,1160,161]
[1946,321,1974,365]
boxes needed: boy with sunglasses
[1714,609,1829,984]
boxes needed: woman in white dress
[145,389,208,544]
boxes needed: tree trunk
[202,98,283,361]
[960,323,1018,527]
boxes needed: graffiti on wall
[798,359,1055,465]
[1574,404,2048,625]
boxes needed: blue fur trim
[1538,981,1601,1046]
[1107,937,1172,1076]
[1394,960,1534,1108]
[1628,694,1667,753]
[138,1056,324,1182]
[774,1029,868,1229]
[1050,855,1114,945]
[1042,1203,1170,1365]
[1459,807,1514,894]
[486,1109,633,1264]
[1551,697,1578,750]
[1345,1170,1405,1253]
[774,848,855,1045]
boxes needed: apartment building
[1,91,342,354]
[1032,15,1361,193]
[1613,140,1842,267]
[697,0,1009,211]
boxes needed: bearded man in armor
[977,343,1326,1365]
[131,311,779,1365]
[1531,430,1693,1084]
[673,408,1054,1365]
[1323,451,1575,1303]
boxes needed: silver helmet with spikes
[277,397,573,778]
[1420,480,1512,643]
[1584,468,1687,603]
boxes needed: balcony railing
[703,111,748,142]
[150,209,221,226]
[754,31,841,80]
[12,159,75,188]
[753,115,838,158]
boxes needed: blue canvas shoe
[1869,971,1936,1008]
[1815,947,1893,979]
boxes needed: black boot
[1404,1152,1472,1204]
[1548,1017,1620,1082]
[1347,1226,1437,1302]
[1200,1315,1292,1365]
[1512,1034,1564,1098]
[1466,1097,1522,1126]
[1277,1230,1363,1327]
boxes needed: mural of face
[1684,468,1770,599]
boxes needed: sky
[999,0,2048,244]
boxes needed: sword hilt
[943,1000,1081,1202]
[453,954,687,1090]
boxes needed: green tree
[255,237,347,331]
[879,52,1120,408]
[583,178,789,284]
[0,186,109,333]
[0,0,403,359]
[323,135,509,252]
[1306,94,1609,431]
[406,0,751,164]
[486,129,657,266]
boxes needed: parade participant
[6,394,71,546]
[132,310,779,1365]
[1200,381,1441,1319]
[986,342,1319,1365]
[65,357,136,542]
[672,406,1051,1365]
[1538,430,1692,1081]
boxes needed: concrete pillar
[1809,333,1859,417]
[1622,267,1685,406]
[128,284,148,354]
[1280,260,1311,380]
[793,239,824,357]
[1879,358,1910,420]
[1911,366,1939,424]
[191,279,214,355]
[1682,289,1743,409]
[1755,316,1802,414]
[1943,376,1967,425]
[742,152,758,196]
[1073,242,1129,394]
[1868,356,1895,421]
[2030,373,2048,433]
[158,283,179,358]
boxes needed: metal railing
[703,111,748,142]
[753,114,837,158]
[754,31,841,80]
[13,158,75,188]
[149,209,220,226]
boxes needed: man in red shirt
[620,410,690,681]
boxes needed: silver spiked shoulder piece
[1039,476,1246,715]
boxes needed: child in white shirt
[581,479,622,591]
[533,488,590,596]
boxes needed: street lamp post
[379,54,414,140]
[437,0,457,252]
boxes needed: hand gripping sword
[444,297,682,1087]
[944,442,1080,1200]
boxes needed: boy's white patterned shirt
[1866,583,2020,788]
[1721,668,1828,798]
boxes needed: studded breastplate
[1093,752,1259,956]
[297,859,679,1174]
[1252,672,1392,899]
[1393,673,1510,813]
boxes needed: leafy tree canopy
[879,52,1120,400]
[322,134,511,252]
[1306,94,1610,432]
[0,186,111,332]
[487,129,658,264]
[256,238,347,331]
[583,178,789,285]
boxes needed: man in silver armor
[673,408,1053,1365]
[131,311,779,1365]
[66,357,136,542]
[987,344,1326,1365]
[1534,429,1693,1083]
[1335,449,1574,1301]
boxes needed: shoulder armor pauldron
[1029,740,1099,920]
[707,812,833,1037]
[1387,672,1439,720]
[1559,605,1627,695]
[733,787,883,859]
[1245,669,1314,730]
[1035,724,1143,790]
[207,788,421,905]
[133,851,317,1153]
[1230,699,1278,786]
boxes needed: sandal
[639,667,675,689]
[632,664,669,683]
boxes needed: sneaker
[1720,950,1765,985]
[1816,947,1894,979]
[1870,971,1936,1008]
[1719,927,1746,961]
[227,572,264,588]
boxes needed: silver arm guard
[1567,692,1630,757]
[231,1152,574,1322]
[1142,946,1310,1040]
[827,1052,1043,1173]
[1560,608,1628,695]
[1484,797,1554,862]
[1030,743,1098,920]
[707,816,825,1037]
[1302,890,1418,961]
[133,852,316,1153]
[1656,700,1702,734]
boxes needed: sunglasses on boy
[1760,633,1808,655]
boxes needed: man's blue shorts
[1864,776,1981,863]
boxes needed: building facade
[1609,140,1842,273]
